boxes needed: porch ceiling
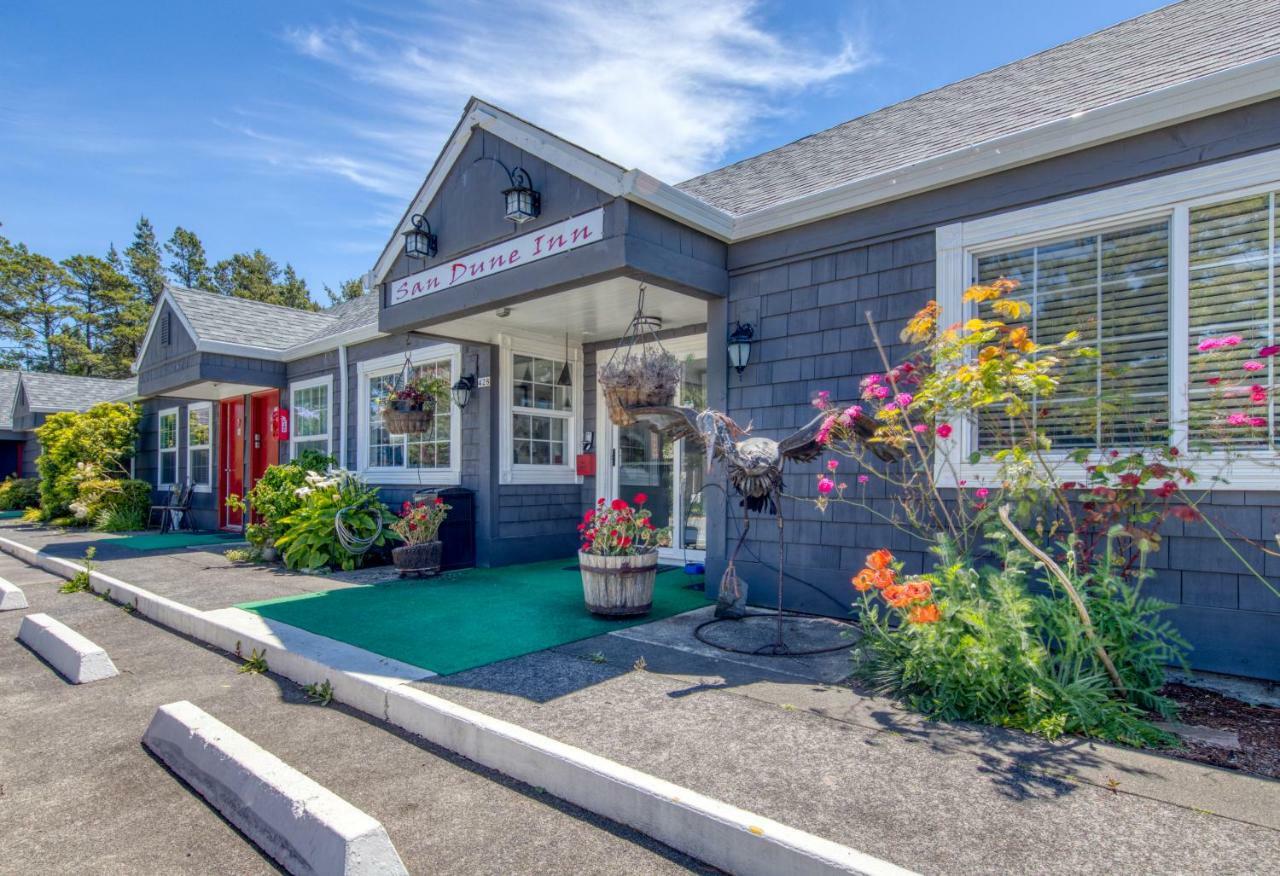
[160,380,279,401]
[420,277,707,345]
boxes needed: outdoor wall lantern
[402,213,437,260]
[451,353,480,409]
[502,165,541,223]
[727,322,755,374]
[451,373,476,409]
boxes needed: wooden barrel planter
[578,550,659,616]
[392,541,443,578]
[602,383,677,427]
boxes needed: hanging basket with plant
[381,369,451,437]
[598,284,682,426]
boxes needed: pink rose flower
[936,423,953,438]
[1250,416,1267,428]
[817,476,835,496]
[1259,345,1280,358]
[1226,412,1248,426]
[812,390,831,409]
[975,487,990,499]
[912,424,928,433]
[857,474,869,485]
[1243,360,1263,372]
[895,392,913,407]
[871,385,890,399]
[826,459,839,471]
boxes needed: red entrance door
[219,397,246,529]
[249,390,281,501]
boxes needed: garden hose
[334,503,382,555]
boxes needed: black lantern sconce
[474,156,541,224]
[727,322,754,374]
[451,353,480,409]
[402,213,437,260]
[502,166,540,223]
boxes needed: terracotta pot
[393,541,443,577]
[578,549,658,616]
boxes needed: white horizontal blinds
[1187,192,1276,449]
[975,220,1170,449]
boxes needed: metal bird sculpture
[630,405,890,649]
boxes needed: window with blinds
[974,220,1171,449]
[1188,192,1277,449]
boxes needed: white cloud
[278,0,866,186]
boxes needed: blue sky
[1,0,1166,301]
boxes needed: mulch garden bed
[1159,682,1280,779]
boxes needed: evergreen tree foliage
[0,236,71,371]
[164,226,211,290]
[211,250,318,310]
[324,277,365,306]
[125,215,166,305]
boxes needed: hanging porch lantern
[502,166,540,223]
[727,322,755,374]
[403,213,437,260]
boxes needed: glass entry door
[604,338,707,561]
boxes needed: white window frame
[935,149,1280,491]
[499,332,583,485]
[157,406,179,489]
[288,374,333,461]
[355,344,462,485]
[185,401,212,493]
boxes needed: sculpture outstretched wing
[778,409,900,464]
[627,405,704,444]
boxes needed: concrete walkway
[5,520,1280,874]
[0,552,711,874]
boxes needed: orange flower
[870,568,896,589]
[882,583,912,607]
[903,579,932,603]
[866,549,894,571]
[852,569,875,592]
[908,603,941,624]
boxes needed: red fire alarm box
[271,407,289,440]
[576,453,596,477]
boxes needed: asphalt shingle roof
[20,372,136,413]
[0,370,20,430]
[676,0,1280,215]
[167,286,344,351]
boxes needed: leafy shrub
[226,449,335,547]
[0,476,40,510]
[74,477,151,531]
[35,402,139,520]
[850,540,1186,747]
[275,470,393,571]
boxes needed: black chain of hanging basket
[600,284,681,426]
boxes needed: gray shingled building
[129,0,1280,680]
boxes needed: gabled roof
[134,284,383,374]
[676,0,1280,217]
[20,372,136,413]
[0,370,20,430]
[166,285,339,351]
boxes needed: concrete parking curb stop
[0,576,27,610]
[143,701,408,876]
[0,534,916,876]
[17,612,119,683]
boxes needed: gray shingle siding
[710,102,1280,680]
[136,397,219,531]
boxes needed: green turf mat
[237,558,707,675]
[114,531,243,551]
[0,510,27,519]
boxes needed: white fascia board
[280,324,384,362]
[477,111,627,196]
[729,54,1280,240]
[196,339,285,359]
[622,170,734,241]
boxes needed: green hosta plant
[226,449,336,548]
[275,469,394,571]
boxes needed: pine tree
[164,226,211,289]
[59,253,144,377]
[324,277,365,306]
[125,215,165,304]
[276,264,316,310]
[0,236,71,370]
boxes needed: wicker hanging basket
[599,284,681,427]
[383,403,436,437]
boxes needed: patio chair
[148,479,194,533]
